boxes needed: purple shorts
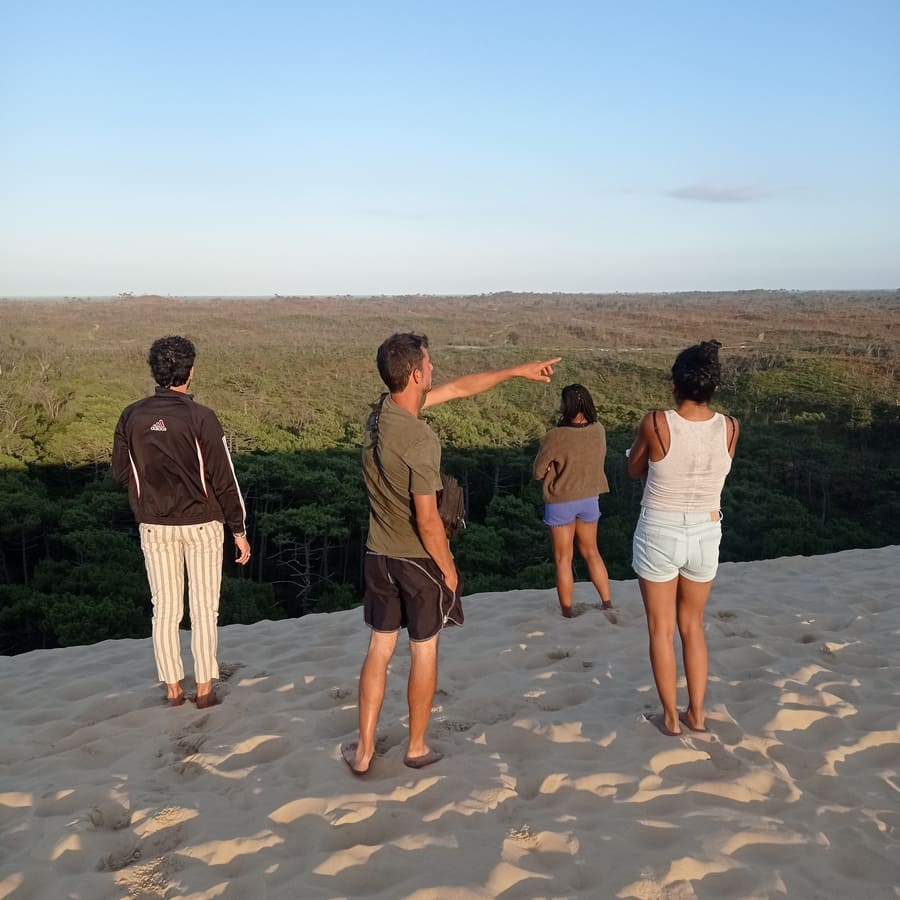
[543,496,601,527]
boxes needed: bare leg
[639,575,681,734]
[574,519,612,607]
[676,576,714,731]
[353,630,398,771]
[407,634,439,758]
[549,523,577,616]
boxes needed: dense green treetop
[0,293,896,653]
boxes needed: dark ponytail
[558,383,597,426]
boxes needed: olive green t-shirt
[362,394,442,557]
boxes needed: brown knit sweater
[533,422,610,503]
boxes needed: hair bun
[671,340,722,403]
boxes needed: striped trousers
[139,521,224,685]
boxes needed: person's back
[112,335,250,709]
[642,410,732,513]
[343,333,560,775]
[627,340,739,738]
[362,394,441,558]
[116,389,233,526]
[534,422,609,504]
[533,383,612,615]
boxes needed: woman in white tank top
[627,341,739,737]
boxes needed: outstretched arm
[423,357,561,408]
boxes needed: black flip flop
[403,749,444,769]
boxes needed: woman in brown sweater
[534,384,612,617]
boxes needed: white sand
[1,546,899,900]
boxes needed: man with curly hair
[113,336,250,708]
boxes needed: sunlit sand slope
[1,546,898,899]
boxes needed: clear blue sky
[3,1,898,295]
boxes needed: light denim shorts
[543,496,601,527]
[632,507,723,583]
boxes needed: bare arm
[627,414,655,479]
[412,493,458,593]
[423,357,561,408]
[533,433,556,480]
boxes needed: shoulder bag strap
[652,410,669,455]
[726,415,738,453]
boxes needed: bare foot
[649,713,682,737]
[341,742,373,775]
[679,709,709,733]
[561,606,574,618]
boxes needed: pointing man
[342,333,559,774]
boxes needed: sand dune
[1,547,899,899]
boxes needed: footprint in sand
[453,698,519,726]
[634,820,681,851]
[531,684,594,712]
[374,733,397,755]
[218,735,290,771]
[89,800,132,831]
[35,786,129,822]
[174,733,208,757]
[438,719,474,733]
[317,708,360,739]
[171,731,211,779]
[173,759,205,779]
[702,739,745,773]
[305,685,355,711]
[97,810,191,874]
[97,840,141,872]
[217,662,245,680]
[716,625,757,638]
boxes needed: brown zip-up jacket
[112,387,246,534]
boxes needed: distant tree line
[0,293,897,653]
[1,412,897,655]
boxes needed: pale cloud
[667,183,771,203]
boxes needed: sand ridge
[1,546,898,899]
